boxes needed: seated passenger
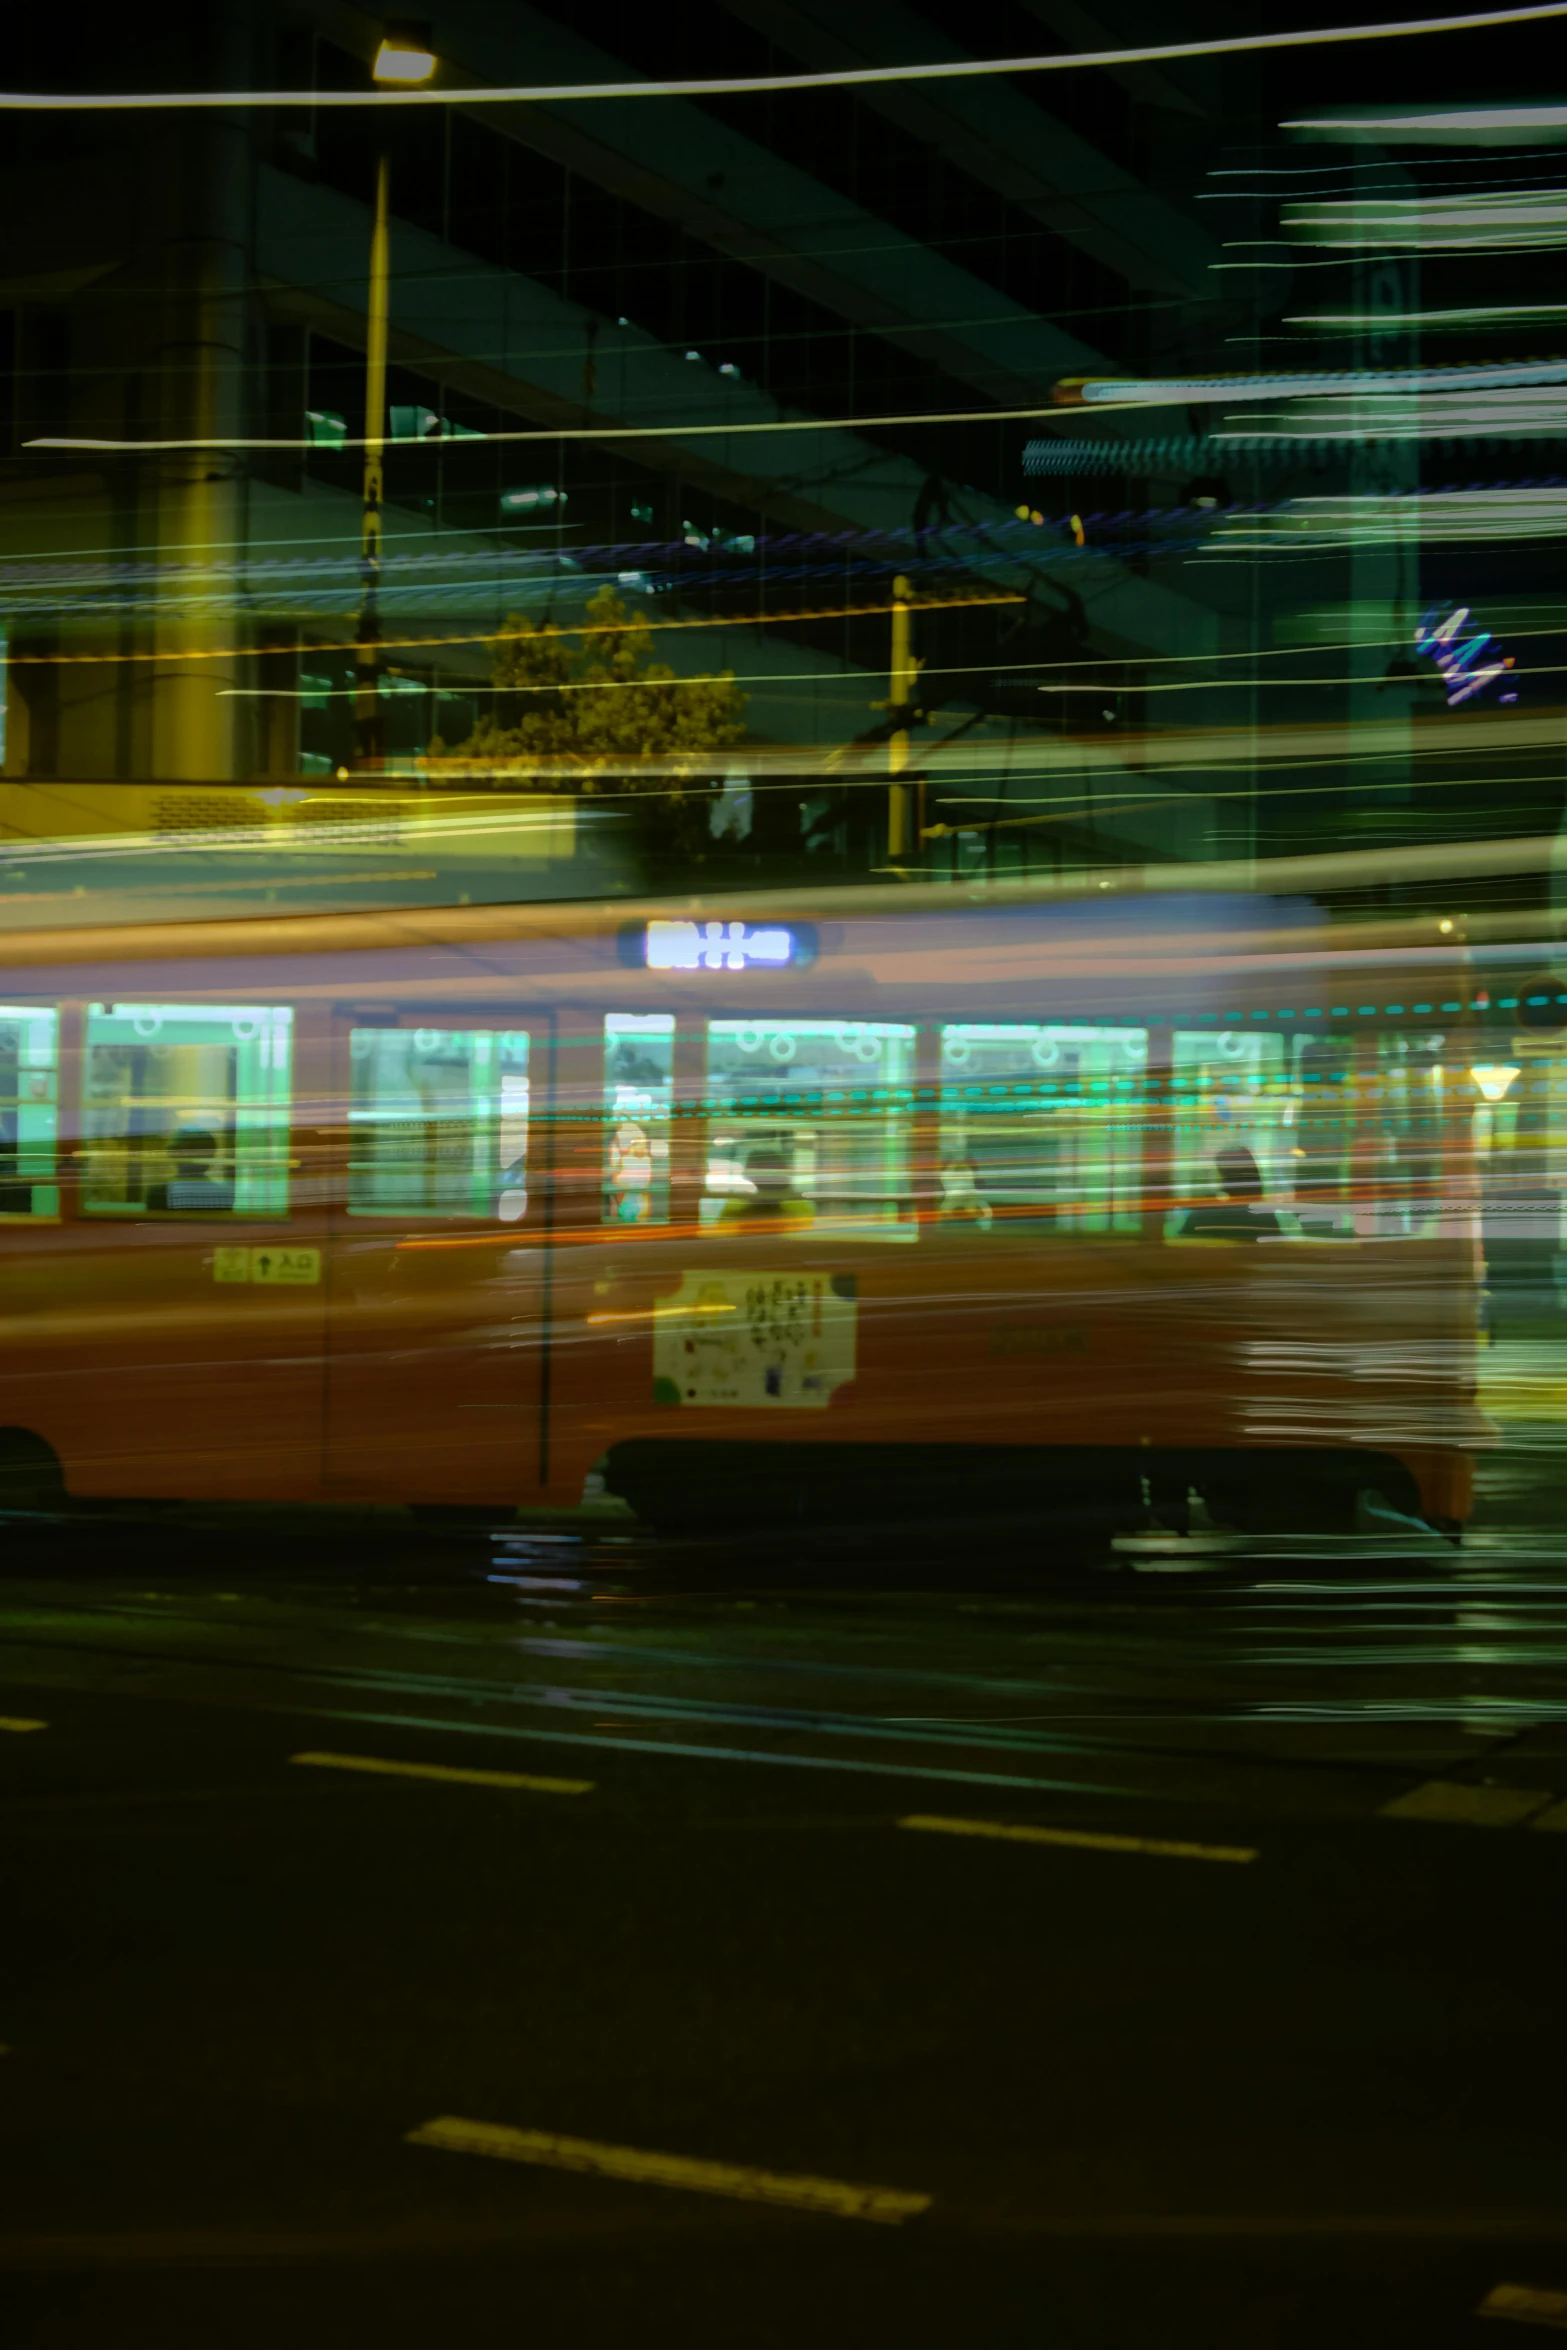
[146,1129,235,1214]
[1182,1145,1281,1242]
[939,1154,993,1226]
[607,1118,658,1224]
[496,1156,528,1224]
[719,1146,813,1225]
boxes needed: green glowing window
[1168,1030,1452,1240]
[938,1025,1145,1234]
[704,1019,916,1239]
[604,1015,673,1226]
[1166,1032,1289,1237]
[82,1005,292,1218]
[0,1006,60,1220]
[349,1029,530,1219]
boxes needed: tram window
[938,1025,1145,1234]
[704,1019,917,1239]
[604,1014,673,1226]
[82,1005,292,1218]
[1166,1033,1291,1239]
[1295,1031,1453,1238]
[349,1029,530,1219]
[0,1007,60,1219]
[1168,1030,1453,1240]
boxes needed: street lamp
[373,25,438,82]
[355,22,437,771]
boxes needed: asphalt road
[4,1452,1567,2350]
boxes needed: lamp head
[373,20,437,83]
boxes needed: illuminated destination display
[641,919,813,973]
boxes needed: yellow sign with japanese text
[213,1247,321,1286]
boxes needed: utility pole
[146,3,255,784]
[351,26,438,771]
[354,149,391,772]
[888,573,918,867]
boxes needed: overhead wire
[2,3,1565,109]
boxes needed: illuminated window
[604,1014,673,1226]
[0,1006,60,1220]
[349,1029,530,1219]
[1297,1031,1452,1239]
[939,1025,1145,1235]
[704,1019,916,1239]
[1166,1032,1289,1238]
[1168,1030,1451,1240]
[82,1005,292,1218]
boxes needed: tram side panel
[0,991,329,1502]
[559,998,1487,1530]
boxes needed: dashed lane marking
[0,1718,46,1735]
[290,1751,592,1797]
[1380,1781,1556,1829]
[406,2115,932,2225]
[1479,2282,1567,2329]
[899,1813,1257,1865]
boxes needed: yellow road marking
[0,1717,46,1734]
[1480,2282,1567,2329]
[1380,1780,1555,1828]
[406,2115,932,2225]
[290,1751,592,1796]
[899,1813,1257,1864]
[1530,1800,1567,1833]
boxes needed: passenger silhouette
[1182,1145,1281,1241]
[720,1145,812,1225]
[147,1129,235,1214]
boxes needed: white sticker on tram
[213,1246,321,1286]
[652,1268,856,1408]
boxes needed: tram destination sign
[621,919,818,974]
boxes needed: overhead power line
[0,5,1564,111]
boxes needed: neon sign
[642,919,812,973]
[1413,603,1518,708]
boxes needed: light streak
[1286,304,1567,327]
[1204,488,1567,548]
[1057,358,1567,408]
[1286,103,1567,134]
[2,7,1565,110]
[28,399,1072,454]
[1212,391,1567,436]
[0,589,1023,668]
[1282,190,1567,249]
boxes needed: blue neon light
[1414,602,1518,708]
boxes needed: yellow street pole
[888,572,915,862]
[354,149,391,770]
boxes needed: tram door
[325,1011,549,1505]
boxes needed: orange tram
[0,882,1511,1539]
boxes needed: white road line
[290,1751,592,1796]
[1479,2281,1567,2329]
[406,2115,932,2224]
[1380,1781,1556,1829]
[899,1813,1257,1864]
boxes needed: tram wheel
[0,1430,65,1512]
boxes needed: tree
[439,589,747,850]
